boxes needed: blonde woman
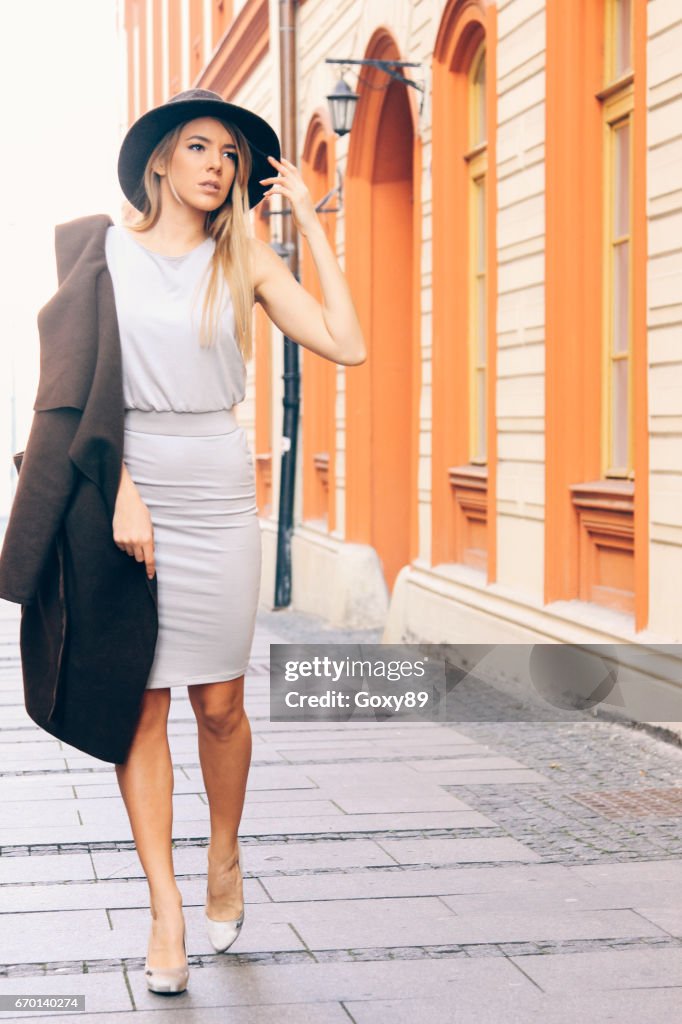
[107,89,365,993]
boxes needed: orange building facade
[120,0,682,708]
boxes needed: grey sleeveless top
[104,224,246,412]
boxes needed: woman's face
[158,116,239,211]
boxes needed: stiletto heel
[205,840,244,953]
[144,924,189,995]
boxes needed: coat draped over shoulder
[0,213,159,765]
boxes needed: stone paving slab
[0,1004,350,1024]
[1,876,269,914]
[190,764,318,789]
[1,909,138,964]
[425,768,553,784]
[1,908,304,965]
[0,760,69,775]
[441,880,682,915]
[507,945,682,991]
[91,838,397,880]
[0,810,499,848]
[0,826,136,848]
[0,765,318,794]
[0,744,76,762]
[239,900,666,951]
[0,804,83,829]
[266,741,497,758]
[253,719,454,734]
[41,779,323,802]
[110,904,306,957]
[346,988,682,1024]
[630,903,682,934]
[257,726,480,745]
[110,897,462,956]
[259,867,682,906]
[0,972,133,1019]
[0,855,96,886]
[569,860,682,883]
[405,756,530,772]
[124,956,531,1011]
[268,746,507,763]
[376,836,542,864]
[0,732,60,747]
[2,795,206,829]
[300,762,486,814]
[77,798,342,827]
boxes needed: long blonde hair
[127,119,255,362]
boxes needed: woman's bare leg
[114,687,186,968]
[188,675,251,919]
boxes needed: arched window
[432,1,495,575]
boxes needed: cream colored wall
[646,0,682,640]
[295,0,550,601]
[297,0,438,569]
[493,0,546,600]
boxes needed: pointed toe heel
[205,841,245,953]
[144,930,189,995]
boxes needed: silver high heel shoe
[144,923,189,995]
[205,841,244,953]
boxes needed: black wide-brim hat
[118,88,281,211]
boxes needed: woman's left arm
[253,156,366,367]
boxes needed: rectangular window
[605,0,633,80]
[601,3,634,479]
[470,173,487,463]
[467,44,488,466]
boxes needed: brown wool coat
[0,214,159,765]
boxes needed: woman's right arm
[113,461,156,579]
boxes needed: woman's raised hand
[259,156,318,237]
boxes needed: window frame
[600,3,635,480]
[465,41,488,466]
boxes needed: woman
[107,89,365,994]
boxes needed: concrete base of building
[259,520,390,629]
[257,525,682,737]
[383,559,682,736]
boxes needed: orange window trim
[431,0,497,577]
[344,26,422,590]
[545,0,647,629]
[301,111,338,532]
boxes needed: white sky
[0,0,126,515]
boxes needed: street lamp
[325,58,426,138]
[325,76,359,137]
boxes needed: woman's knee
[189,678,245,736]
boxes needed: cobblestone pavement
[0,600,681,1023]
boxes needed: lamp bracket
[325,57,426,114]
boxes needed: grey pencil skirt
[122,408,261,689]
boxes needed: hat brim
[118,98,281,211]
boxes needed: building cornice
[197,0,269,99]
